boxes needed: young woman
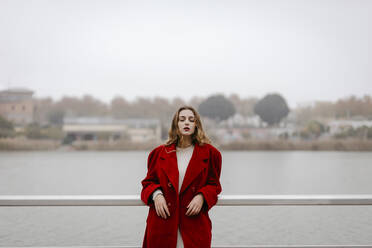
[141,106,222,248]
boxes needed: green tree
[305,120,326,138]
[198,94,236,121]
[0,115,13,129]
[0,115,15,137]
[254,93,290,126]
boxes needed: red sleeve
[197,147,222,211]
[141,146,163,206]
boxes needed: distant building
[327,119,372,135]
[62,117,161,143]
[0,88,35,125]
[245,127,295,140]
[212,125,298,143]
[215,113,297,142]
[221,113,294,129]
[212,127,245,143]
[221,113,262,128]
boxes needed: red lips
[184,127,190,131]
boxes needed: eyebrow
[179,116,195,118]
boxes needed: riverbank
[219,139,372,151]
[1,138,372,151]
[0,137,60,151]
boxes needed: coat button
[167,202,171,206]
[192,186,196,192]
[168,182,172,187]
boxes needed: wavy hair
[165,106,211,146]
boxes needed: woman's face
[178,109,196,136]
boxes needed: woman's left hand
[186,193,204,216]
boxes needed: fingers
[159,204,167,219]
[155,195,204,218]
[155,203,163,218]
[186,195,203,216]
[154,197,170,219]
[164,205,170,217]
[185,206,192,216]
[187,205,196,216]
[186,203,201,216]
[156,204,167,219]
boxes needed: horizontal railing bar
[5,245,372,248]
[1,194,372,206]
[3,196,372,248]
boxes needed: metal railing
[1,194,372,248]
[1,194,372,206]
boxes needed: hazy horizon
[1,0,371,108]
[3,87,372,111]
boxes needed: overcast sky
[0,0,371,108]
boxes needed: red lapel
[159,143,179,193]
[159,142,210,195]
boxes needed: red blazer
[141,142,222,248]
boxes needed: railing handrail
[5,246,372,248]
[2,195,372,247]
[1,194,372,206]
[4,246,372,248]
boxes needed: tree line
[1,93,372,139]
[28,93,372,126]
[294,95,372,124]
[33,94,259,126]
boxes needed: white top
[151,144,195,248]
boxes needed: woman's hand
[154,194,170,219]
[186,193,204,216]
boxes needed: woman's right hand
[154,194,170,219]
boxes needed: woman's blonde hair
[165,106,211,146]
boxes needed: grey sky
[0,0,371,108]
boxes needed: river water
[0,151,371,247]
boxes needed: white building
[63,117,161,143]
[327,119,372,135]
[222,113,262,128]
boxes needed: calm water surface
[0,151,372,247]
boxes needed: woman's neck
[178,136,193,148]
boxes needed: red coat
[141,142,222,248]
